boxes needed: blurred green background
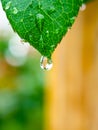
[0,4,45,128]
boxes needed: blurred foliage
[0,38,44,130]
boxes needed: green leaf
[1,0,86,58]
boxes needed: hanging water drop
[80,4,86,11]
[36,13,44,32]
[5,1,12,10]
[40,56,53,70]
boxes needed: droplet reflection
[40,56,53,70]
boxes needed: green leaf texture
[1,0,86,58]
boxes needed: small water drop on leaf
[55,29,60,34]
[13,7,18,14]
[20,39,27,44]
[40,56,53,70]
[80,3,86,11]
[36,13,44,32]
[47,6,56,14]
[39,35,44,44]
[46,30,49,37]
[67,26,72,31]
[5,1,12,10]
[69,16,76,24]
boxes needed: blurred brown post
[45,1,98,130]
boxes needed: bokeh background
[0,1,98,130]
[0,2,44,130]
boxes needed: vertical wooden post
[45,1,98,130]
[82,1,98,130]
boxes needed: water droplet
[20,19,23,22]
[80,4,86,11]
[46,30,49,37]
[51,45,55,48]
[69,16,76,24]
[29,35,33,40]
[5,1,12,10]
[36,13,44,32]
[39,35,43,43]
[40,56,53,70]
[20,39,27,44]
[55,29,59,34]
[67,27,71,31]
[13,7,18,14]
[29,2,33,8]
[48,6,56,14]
[38,2,42,9]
